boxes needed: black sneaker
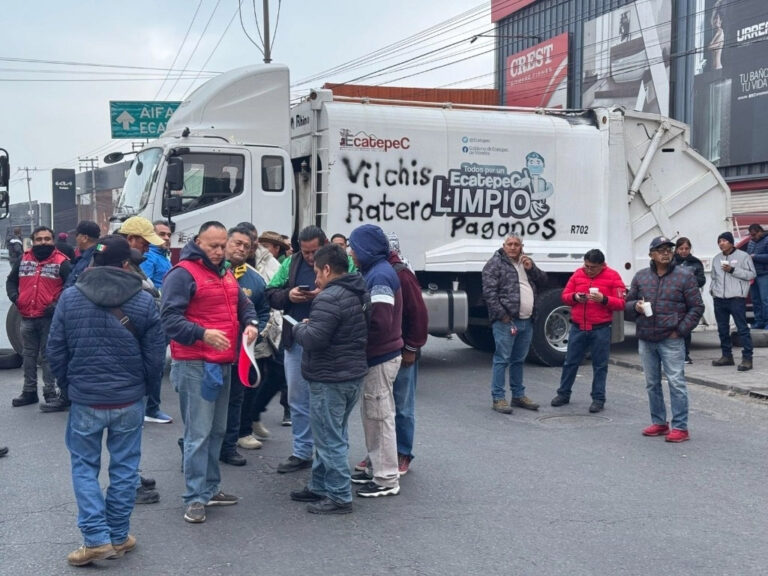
[551,395,570,407]
[277,455,312,474]
[290,487,323,502]
[588,401,605,413]
[356,481,400,498]
[40,398,70,412]
[684,355,693,365]
[350,471,373,485]
[308,498,353,514]
[0,446,8,458]
[207,491,239,506]
[140,476,156,490]
[135,486,159,505]
[220,451,247,467]
[11,392,38,407]
[281,408,292,427]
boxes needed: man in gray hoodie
[710,231,756,371]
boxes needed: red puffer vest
[16,249,68,318]
[170,259,240,363]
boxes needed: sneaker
[140,475,156,490]
[39,397,70,412]
[184,502,206,523]
[351,471,373,484]
[237,434,263,450]
[511,396,539,411]
[685,355,693,365]
[281,408,292,426]
[207,491,239,506]
[492,399,513,414]
[220,451,247,466]
[144,410,173,424]
[251,421,270,438]
[712,355,735,366]
[588,401,604,413]
[356,481,400,498]
[0,446,8,458]
[354,457,370,472]
[738,358,753,372]
[11,391,38,407]
[290,487,323,502]
[642,423,670,437]
[665,429,690,443]
[135,485,159,505]
[111,534,136,558]
[308,498,353,514]
[277,455,312,474]
[550,395,570,407]
[67,543,116,566]
[398,453,412,476]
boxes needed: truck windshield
[115,148,163,216]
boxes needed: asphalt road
[1,325,767,575]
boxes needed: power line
[153,0,204,100]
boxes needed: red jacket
[16,249,69,318]
[562,265,626,330]
[169,259,240,363]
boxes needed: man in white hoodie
[710,231,756,371]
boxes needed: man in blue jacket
[47,235,166,566]
[746,224,768,329]
[140,220,172,291]
[348,224,403,498]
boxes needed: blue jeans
[283,344,313,460]
[66,400,143,547]
[638,338,688,430]
[556,324,610,402]
[172,360,231,505]
[491,318,533,400]
[713,297,753,359]
[393,361,418,458]
[750,274,768,328]
[21,316,56,396]
[308,379,362,504]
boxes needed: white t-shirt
[513,259,534,319]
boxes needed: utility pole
[22,167,35,234]
[263,0,271,64]
[78,157,99,224]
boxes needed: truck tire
[0,348,22,369]
[528,288,570,366]
[457,325,495,353]
[6,304,23,355]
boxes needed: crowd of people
[2,216,767,566]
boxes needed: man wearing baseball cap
[117,216,164,252]
[625,236,704,443]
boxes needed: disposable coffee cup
[452,280,459,291]
[589,287,599,294]
[641,301,653,317]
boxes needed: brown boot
[711,356,735,366]
[737,358,753,372]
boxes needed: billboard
[505,33,569,108]
[581,0,672,115]
[491,0,537,22]
[692,0,768,167]
[51,169,77,234]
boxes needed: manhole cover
[536,414,612,427]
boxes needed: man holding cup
[551,249,626,413]
[625,236,704,443]
[710,231,756,371]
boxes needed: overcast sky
[1,0,494,204]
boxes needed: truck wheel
[457,325,495,353]
[528,289,570,366]
[6,304,23,355]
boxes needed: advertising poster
[692,0,768,167]
[581,0,672,115]
[51,169,77,234]
[505,33,569,108]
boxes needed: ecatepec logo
[339,129,410,152]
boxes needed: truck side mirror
[0,150,10,219]
[163,195,183,216]
[0,154,9,188]
[165,156,184,192]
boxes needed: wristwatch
[248,320,259,328]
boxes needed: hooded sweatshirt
[349,224,403,366]
[46,266,166,406]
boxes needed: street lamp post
[470,33,542,44]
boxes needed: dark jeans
[238,357,288,437]
[21,316,56,396]
[145,344,168,416]
[556,324,611,402]
[222,365,244,457]
[714,297,752,359]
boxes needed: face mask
[31,245,55,261]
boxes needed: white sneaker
[251,421,270,439]
[237,434,263,450]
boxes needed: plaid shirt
[625,261,704,342]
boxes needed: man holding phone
[551,250,626,413]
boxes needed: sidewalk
[609,325,768,398]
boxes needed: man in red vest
[160,221,259,524]
[6,225,71,409]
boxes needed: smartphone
[297,285,312,291]
[283,315,299,326]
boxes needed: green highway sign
[109,101,181,139]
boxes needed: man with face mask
[6,226,72,409]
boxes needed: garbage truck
[8,63,726,366]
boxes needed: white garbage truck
[10,63,723,365]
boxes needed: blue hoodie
[349,224,403,366]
